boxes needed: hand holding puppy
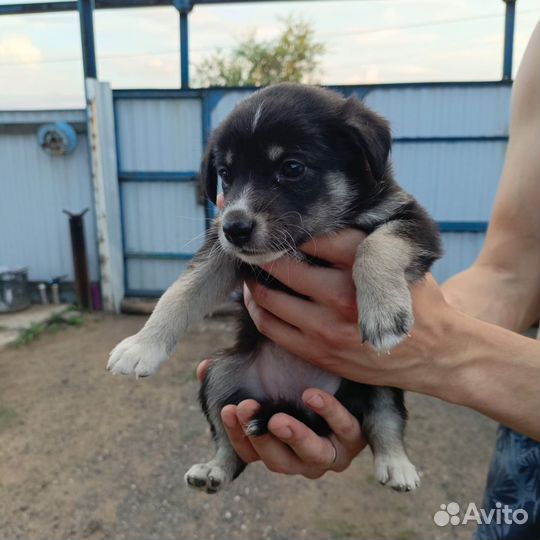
[197,359,367,479]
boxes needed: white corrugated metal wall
[0,110,99,283]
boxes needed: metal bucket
[0,268,31,313]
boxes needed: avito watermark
[433,501,528,527]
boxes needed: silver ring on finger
[329,442,338,468]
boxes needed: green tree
[195,16,325,87]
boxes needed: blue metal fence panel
[121,182,205,254]
[209,89,253,127]
[115,98,203,172]
[0,110,99,282]
[126,259,191,295]
[202,83,511,287]
[363,84,511,137]
[392,140,506,221]
[114,96,206,293]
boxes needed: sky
[0,0,538,109]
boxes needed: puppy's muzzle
[222,215,255,247]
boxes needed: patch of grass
[0,405,19,432]
[14,311,82,346]
[15,322,47,345]
[317,519,363,539]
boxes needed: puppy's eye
[280,160,305,180]
[218,167,231,184]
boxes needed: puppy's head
[202,83,391,264]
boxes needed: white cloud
[0,34,42,67]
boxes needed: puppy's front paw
[107,335,168,377]
[374,453,420,492]
[185,463,227,494]
[359,304,413,352]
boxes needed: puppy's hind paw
[374,453,420,492]
[107,334,168,378]
[185,463,227,494]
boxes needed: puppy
[107,83,442,493]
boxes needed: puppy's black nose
[223,219,255,247]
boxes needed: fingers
[299,229,367,268]
[259,258,357,318]
[216,193,224,210]
[224,396,366,479]
[244,283,359,361]
[221,402,260,464]
[267,413,339,472]
[196,359,210,382]
[235,401,304,474]
[245,281,342,335]
[303,389,366,455]
[243,284,323,361]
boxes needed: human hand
[243,229,456,393]
[196,361,366,478]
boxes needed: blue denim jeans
[474,426,539,540]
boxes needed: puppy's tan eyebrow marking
[252,102,264,133]
[225,150,233,165]
[267,145,284,161]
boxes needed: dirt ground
[0,312,497,540]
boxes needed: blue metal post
[77,0,97,78]
[180,10,189,88]
[174,1,192,88]
[502,0,516,81]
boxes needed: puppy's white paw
[359,304,413,352]
[185,463,227,494]
[374,453,420,492]
[107,334,168,377]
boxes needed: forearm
[442,264,539,333]
[415,310,540,440]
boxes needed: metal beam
[502,0,516,81]
[0,1,171,15]
[179,9,190,88]
[0,0,345,16]
[118,171,198,182]
[78,0,97,79]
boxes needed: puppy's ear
[342,96,391,181]
[200,144,217,204]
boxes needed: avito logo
[433,501,528,527]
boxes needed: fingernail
[307,394,324,409]
[273,425,292,440]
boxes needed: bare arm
[443,21,540,332]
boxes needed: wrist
[397,305,471,402]
[417,308,540,433]
[423,309,482,405]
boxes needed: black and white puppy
[107,83,442,494]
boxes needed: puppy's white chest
[250,341,341,402]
